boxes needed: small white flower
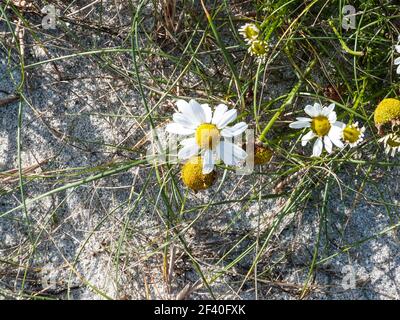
[394,35,400,75]
[238,23,259,44]
[379,132,400,157]
[248,40,268,62]
[340,122,366,147]
[289,103,345,157]
[166,99,248,174]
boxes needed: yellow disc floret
[343,125,361,143]
[379,133,400,157]
[387,135,400,148]
[254,144,273,165]
[374,98,400,129]
[240,23,259,42]
[311,116,331,137]
[195,123,220,149]
[249,40,267,56]
[181,156,216,191]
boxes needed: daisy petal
[394,57,400,65]
[301,130,315,146]
[176,99,204,125]
[395,45,400,54]
[304,104,318,117]
[212,104,228,125]
[328,126,344,148]
[188,99,207,123]
[180,137,196,146]
[221,122,248,138]
[202,149,214,174]
[232,144,248,162]
[289,121,311,129]
[176,99,190,113]
[333,121,345,128]
[397,64,400,75]
[166,123,195,135]
[178,143,199,159]
[312,138,323,157]
[322,103,335,116]
[173,113,198,129]
[217,141,235,165]
[328,111,337,123]
[216,109,237,129]
[201,104,213,123]
[296,117,312,122]
[313,103,323,114]
[324,136,333,154]
[217,141,247,166]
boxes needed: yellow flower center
[195,123,220,149]
[343,125,361,143]
[181,156,216,191]
[311,116,331,137]
[374,98,400,126]
[244,25,259,40]
[251,40,267,56]
[387,136,400,148]
[254,144,273,165]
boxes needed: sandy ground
[1,1,400,300]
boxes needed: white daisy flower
[379,132,400,157]
[238,23,259,44]
[341,121,366,147]
[166,99,248,174]
[248,40,268,62]
[289,103,345,157]
[394,35,400,75]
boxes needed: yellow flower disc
[181,156,216,191]
[374,98,400,127]
[250,40,267,56]
[242,24,259,41]
[343,125,361,144]
[387,135,400,148]
[311,116,331,137]
[195,124,220,149]
[254,144,273,165]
